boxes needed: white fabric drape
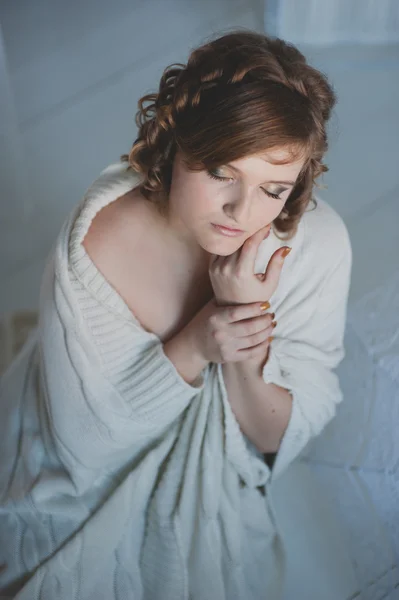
[264,0,399,44]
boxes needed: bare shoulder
[82,189,150,290]
[81,188,214,340]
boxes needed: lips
[213,224,244,233]
[211,223,245,238]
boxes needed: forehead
[262,146,305,165]
[233,148,305,179]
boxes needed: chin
[201,237,244,256]
[215,245,242,256]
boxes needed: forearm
[163,327,209,385]
[163,318,293,451]
[222,352,293,453]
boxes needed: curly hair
[120,28,336,240]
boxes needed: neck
[145,195,211,275]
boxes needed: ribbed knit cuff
[118,340,206,425]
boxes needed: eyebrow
[226,163,295,186]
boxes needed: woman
[0,30,357,599]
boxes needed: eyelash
[206,170,282,200]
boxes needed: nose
[223,190,252,225]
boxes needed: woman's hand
[184,298,276,364]
[209,224,291,306]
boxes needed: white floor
[1,1,399,598]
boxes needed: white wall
[266,0,399,44]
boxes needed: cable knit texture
[0,162,353,599]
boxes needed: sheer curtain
[264,0,399,44]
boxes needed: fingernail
[271,321,277,329]
[268,336,274,343]
[260,301,270,311]
[281,247,292,259]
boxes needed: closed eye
[265,190,282,200]
[206,170,284,200]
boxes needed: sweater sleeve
[39,284,206,481]
[263,220,353,482]
[64,179,207,435]
[68,264,206,431]
[37,237,206,476]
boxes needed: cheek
[251,202,282,227]
[174,188,211,230]
[186,185,217,219]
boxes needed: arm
[163,328,209,386]
[221,355,293,454]
[163,317,292,453]
[220,227,353,480]
[41,263,209,474]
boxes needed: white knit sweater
[0,162,357,599]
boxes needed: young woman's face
[166,148,305,256]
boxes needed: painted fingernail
[268,336,274,343]
[260,301,270,311]
[271,321,277,329]
[271,312,275,320]
[281,247,292,259]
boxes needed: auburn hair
[120,28,336,240]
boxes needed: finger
[230,313,275,337]
[237,225,271,275]
[211,249,243,275]
[247,323,274,342]
[221,301,270,324]
[235,337,271,360]
[219,249,240,269]
[262,246,291,286]
[232,326,274,355]
[208,254,220,269]
[238,325,274,349]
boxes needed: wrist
[163,325,209,386]
[182,321,210,370]
[214,297,242,307]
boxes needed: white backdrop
[264,0,399,44]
